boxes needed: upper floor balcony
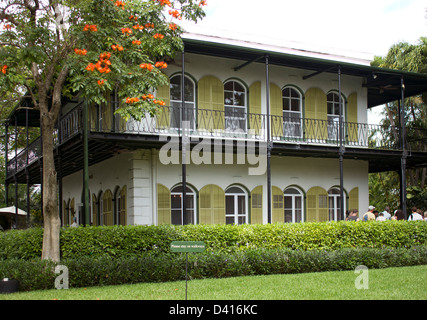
[6,100,427,181]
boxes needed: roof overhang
[182,33,427,108]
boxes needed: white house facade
[5,33,427,228]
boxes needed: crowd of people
[345,205,427,222]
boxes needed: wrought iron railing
[6,104,426,178]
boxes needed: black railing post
[400,76,407,219]
[338,65,345,219]
[265,54,272,224]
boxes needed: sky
[182,0,426,58]
[181,0,426,123]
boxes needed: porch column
[338,66,345,218]
[265,54,272,224]
[181,48,188,225]
[83,100,90,226]
[4,121,9,207]
[399,76,407,218]
[26,109,30,226]
[14,115,18,228]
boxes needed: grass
[1,265,426,300]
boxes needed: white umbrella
[0,206,27,216]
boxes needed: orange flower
[97,79,106,86]
[157,0,171,6]
[168,10,181,20]
[74,48,87,55]
[115,1,125,9]
[155,61,168,69]
[153,33,164,40]
[199,0,207,6]
[144,23,155,29]
[3,24,12,30]
[1,65,8,74]
[169,23,178,31]
[132,40,142,45]
[121,28,132,35]
[83,24,98,32]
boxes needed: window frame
[169,74,196,130]
[223,80,247,133]
[282,86,303,138]
[225,186,248,225]
[170,185,197,225]
[284,187,304,223]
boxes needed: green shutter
[198,76,224,131]
[156,81,171,129]
[270,83,283,138]
[306,186,328,222]
[199,184,225,224]
[305,88,327,140]
[250,185,263,224]
[349,187,359,211]
[157,184,171,224]
[347,93,358,143]
[272,186,283,223]
[249,81,262,135]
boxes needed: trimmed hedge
[1,246,427,292]
[0,221,426,260]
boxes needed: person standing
[363,206,376,221]
[408,207,423,221]
[382,206,392,220]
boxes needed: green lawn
[1,265,426,300]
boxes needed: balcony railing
[6,104,426,178]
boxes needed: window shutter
[305,88,327,140]
[347,93,358,143]
[249,81,262,135]
[156,81,171,129]
[103,190,113,226]
[250,185,263,224]
[349,187,359,211]
[92,194,98,226]
[306,186,328,222]
[199,184,225,224]
[157,184,171,224]
[270,83,283,137]
[272,186,284,223]
[198,76,224,130]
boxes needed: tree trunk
[40,113,61,262]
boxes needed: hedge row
[1,246,427,292]
[1,221,426,260]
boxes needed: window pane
[226,196,234,215]
[283,98,290,111]
[284,209,292,223]
[226,187,245,194]
[224,81,234,91]
[237,195,245,214]
[226,216,235,225]
[291,99,300,112]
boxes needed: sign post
[171,241,205,300]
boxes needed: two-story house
[4,33,427,228]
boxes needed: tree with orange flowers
[0,0,206,262]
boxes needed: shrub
[0,221,426,260]
[1,246,427,292]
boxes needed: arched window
[170,74,196,130]
[224,80,247,132]
[282,87,302,138]
[328,187,346,221]
[284,187,304,223]
[225,186,248,225]
[327,92,345,140]
[171,185,196,225]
